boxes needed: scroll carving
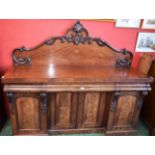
[115,48,133,68]
[40,93,48,113]
[12,46,31,65]
[12,20,133,68]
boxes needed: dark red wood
[1,21,153,136]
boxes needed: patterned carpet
[0,120,149,136]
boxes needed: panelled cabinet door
[49,92,78,129]
[77,92,107,128]
[107,93,141,135]
[9,92,48,135]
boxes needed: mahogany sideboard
[1,21,153,136]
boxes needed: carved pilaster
[111,92,119,112]
[137,91,148,110]
[6,92,15,106]
[40,93,48,113]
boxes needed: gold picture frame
[82,19,115,22]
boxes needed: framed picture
[115,19,141,28]
[142,19,155,29]
[136,32,155,52]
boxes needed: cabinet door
[77,92,107,128]
[49,92,78,129]
[8,92,48,135]
[107,93,142,134]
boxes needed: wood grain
[49,93,78,129]
[77,92,106,128]
[16,96,40,130]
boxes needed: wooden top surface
[2,65,153,84]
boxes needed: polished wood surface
[2,21,153,135]
[9,92,47,135]
[14,42,127,66]
[50,92,77,129]
[16,94,40,130]
[2,65,152,84]
[77,92,106,128]
[106,93,140,135]
[12,21,133,68]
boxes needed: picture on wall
[142,19,155,29]
[115,19,141,28]
[136,32,155,52]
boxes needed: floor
[0,120,149,136]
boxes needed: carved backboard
[12,21,133,68]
